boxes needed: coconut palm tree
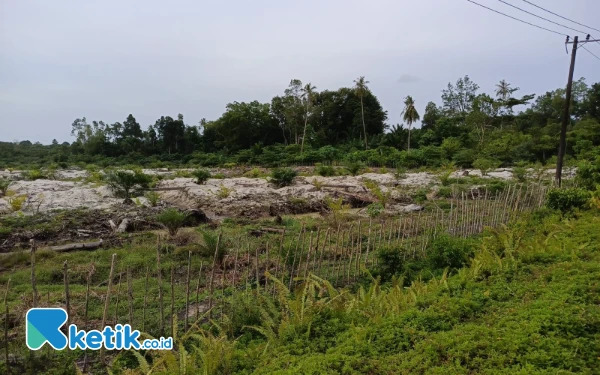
[300,83,316,154]
[495,79,513,101]
[401,96,420,151]
[353,76,369,150]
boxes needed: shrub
[363,179,392,208]
[145,191,160,207]
[437,186,453,198]
[106,170,152,203]
[197,230,228,265]
[215,184,233,199]
[244,168,266,178]
[376,245,406,282]
[311,178,324,191]
[576,157,600,190]
[8,194,27,211]
[486,180,507,195]
[315,163,336,177]
[22,169,47,181]
[192,169,211,184]
[0,178,11,197]
[412,189,429,204]
[427,234,474,270]
[395,166,407,179]
[270,168,297,187]
[324,197,349,226]
[345,161,364,176]
[439,170,454,186]
[473,158,501,176]
[546,188,591,213]
[367,203,384,218]
[512,167,528,182]
[156,208,188,237]
[453,149,476,168]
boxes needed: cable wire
[466,0,565,36]
[497,0,587,35]
[521,0,600,33]
[581,45,600,62]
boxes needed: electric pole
[555,36,578,187]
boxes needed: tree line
[1,75,599,169]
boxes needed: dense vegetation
[2,77,599,169]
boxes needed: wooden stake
[156,237,164,337]
[100,253,116,365]
[30,240,38,308]
[184,251,192,331]
[142,265,149,333]
[63,261,70,328]
[4,279,10,375]
[208,233,222,320]
[113,271,122,325]
[170,265,174,336]
[124,268,132,327]
[195,261,204,324]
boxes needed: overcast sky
[1,0,599,144]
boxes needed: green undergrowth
[105,209,600,375]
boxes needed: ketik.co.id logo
[26,308,172,351]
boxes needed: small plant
[192,169,211,185]
[512,167,528,182]
[437,186,453,198]
[576,157,600,190]
[309,178,324,191]
[215,184,233,199]
[213,173,226,179]
[345,161,363,176]
[363,179,392,208]
[156,208,188,237]
[244,168,265,178]
[379,166,388,174]
[473,158,501,176]
[145,191,160,207]
[427,234,474,270]
[0,178,11,197]
[547,188,591,213]
[106,170,152,203]
[22,169,47,181]
[197,230,228,265]
[395,166,407,179]
[366,202,384,218]
[8,194,27,212]
[324,196,350,226]
[270,168,297,187]
[315,163,336,177]
[439,170,454,186]
[412,188,429,204]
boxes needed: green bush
[192,168,211,184]
[0,178,11,197]
[270,168,297,187]
[427,234,474,270]
[473,158,501,176]
[437,186,453,198]
[512,167,528,182]
[22,169,47,181]
[315,163,336,177]
[366,203,384,218]
[345,161,364,176]
[197,230,228,265]
[106,170,152,202]
[576,157,600,190]
[453,149,476,168]
[155,208,188,236]
[486,180,507,195]
[145,191,160,207]
[412,189,429,204]
[547,188,591,213]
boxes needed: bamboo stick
[208,233,222,320]
[113,271,122,325]
[63,261,70,328]
[100,253,116,365]
[142,265,149,332]
[4,279,10,375]
[184,251,192,331]
[30,240,38,308]
[157,237,164,337]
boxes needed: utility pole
[555,36,578,187]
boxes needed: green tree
[354,76,370,149]
[300,83,317,154]
[401,96,420,151]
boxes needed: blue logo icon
[26,308,68,350]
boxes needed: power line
[496,0,587,35]
[521,0,600,33]
[466,0,565,36]
[581,45,600,62]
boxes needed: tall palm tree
[495,79,512,101]
[401,96,420,151]
[300,83,316,154]
[353,76,369,150]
